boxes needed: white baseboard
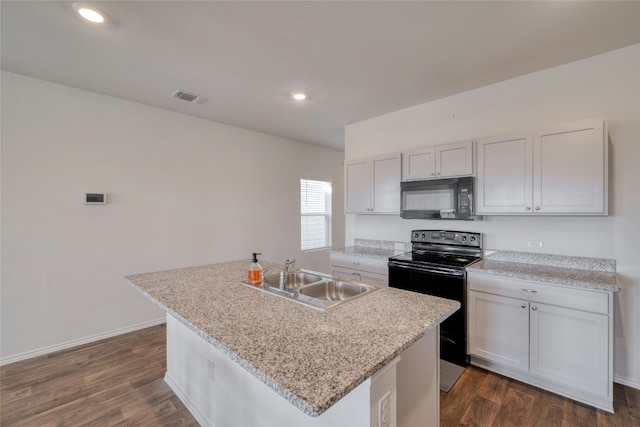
[614,375,640,391]
[165,372,214,427]
[0,317,166,367]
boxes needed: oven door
[388,261,469,367]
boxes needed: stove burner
[390,251,480,269]
[390,230,483,269]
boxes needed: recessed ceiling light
[292,93,307,101]
[73,3,105,23]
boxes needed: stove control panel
[411,230,482,247]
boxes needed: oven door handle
[441,335,457,345]
[388,261,466,277]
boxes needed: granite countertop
[126,259,458,416]
[466,250,619,292]
[331,239,411,260]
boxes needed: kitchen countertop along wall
[126,259,458,416]
[331,239,410,260]
[467,250,619,292]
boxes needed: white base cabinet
[467,272,613,412]
[529,302,609,397]
[330,252,389,287]
[331,265,388,287]
[467,291,529,371]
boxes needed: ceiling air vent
[170,90,205,104]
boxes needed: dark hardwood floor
[1,324,638,426]
[0,324,197,426]
[440,364,639,427]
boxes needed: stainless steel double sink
[241,271,378,310]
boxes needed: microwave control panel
[458,188,471,213]
[411,230,482,247]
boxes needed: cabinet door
[533,119,607,214]
[331,266,362,282]
[402,147,436,181]
[468,290,530,371]
[436,140,474,178]
[345,160,371,213]
[331,266,388,287]
[476,133,533,214]
[359,271,388,287]
[530,302,609,397]
[371,154,400,213]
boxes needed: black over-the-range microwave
[400,176,480,220]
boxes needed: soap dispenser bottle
[248,253,263,286]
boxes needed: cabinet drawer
[468,272,609,315]
[329,252,389,275]
[331,266,388,287]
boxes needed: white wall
[0,71,344,363]
[345,44,640,388]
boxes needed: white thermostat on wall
[84,192,107,205]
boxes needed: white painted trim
[0,317,166,367]
[165,372,214,427]
[471,356,614,413]
[614,375,640,391]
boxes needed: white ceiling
[2,1,639,151]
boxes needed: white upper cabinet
[476,133,534,214]
[402,147,436,181]
[534,119,607,214]
[402,140,474,181]
[345,153,400,214]
[476,119,608,215]
[345,160,370,213]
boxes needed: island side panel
[165,313,398,427]
[396,326,440,427]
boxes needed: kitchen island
[126,260,459,427]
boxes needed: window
[300,179,332,251]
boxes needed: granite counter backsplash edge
[484,249,615,272]
[331,239,411,259]
[353,239,411,252]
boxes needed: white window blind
[300,179,332,251]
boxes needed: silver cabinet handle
[521,288,538,293]
[521,303,527,308]
[535,206,541,211]
[531,306,538,311]
[525,206,532,211]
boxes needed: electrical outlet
[207,359,215,381]
[378,391,391,427]
[527,240,543,249]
